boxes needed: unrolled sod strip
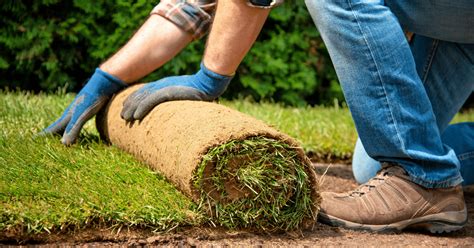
[96,85,321,231]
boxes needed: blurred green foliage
[0,0,343,106]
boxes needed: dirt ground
[2,163,473,247]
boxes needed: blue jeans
[353,123,474,186]
[305,0,474,188]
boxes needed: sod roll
[96,85,320,231]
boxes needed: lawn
[1,92,472,235]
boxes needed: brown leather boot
[319,164,467,233]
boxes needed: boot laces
[350,169,392,197]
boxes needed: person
[42,0,283,145]
[120,0,474,233]
[42,0,284,145]
[41,0,219,145]
[45,0,473,233]
[40,0,215,145]
[304,0,473,233]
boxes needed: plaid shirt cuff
[151,0,216,40]
[151,0,283,40]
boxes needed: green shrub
[237,4,341,106]
[0,0,154,92]
[0,0,343,106]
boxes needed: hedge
[0,0,343,106]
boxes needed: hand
[40,68,127,145]
[120,63,233,121]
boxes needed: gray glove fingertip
[61,112,91,146]
[120,103,138,121]
[132,87,211,120]
[61,124,80,146]
[61,115,89,146]
[61,98,107,145]
[121,90,151,121]
[122,92,138,109]
[132,90,172,120]
[133,100,159,120]
[132,88,193,120]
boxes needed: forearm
[203,0,270,76]
[100,15,193,83]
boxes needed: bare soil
[2,163,473,247]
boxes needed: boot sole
[318,208,468,233]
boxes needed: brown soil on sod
[96,85,320,229]
[3,163,473,246]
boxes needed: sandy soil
[3,163,473,247]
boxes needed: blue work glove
[120,63,233,121]
[41,68,127,145]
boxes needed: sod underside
[97,85,321,231]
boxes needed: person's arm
[121,0,271,121]
[203,0,270,75]
[100,14,193,83]
[41,1,216,145]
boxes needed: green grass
[1,92,199,235]
[223,100,358,160]
[194,137,315,231]
[0,92,472,235]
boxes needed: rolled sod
[96,85,321,231]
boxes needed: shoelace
[350,171,390,197]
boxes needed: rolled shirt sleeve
[151,0,216,40]
[151,0,283,40]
